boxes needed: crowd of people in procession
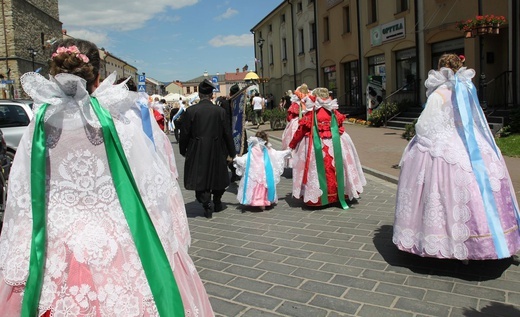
[0,37,518,316]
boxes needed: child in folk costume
[289,88,366,209]
[281,84,312,168]
[234,131,291,210]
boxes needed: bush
[402,119,418,140]
[263,108,287,122]
[509,108,520,133]
[368,102,399,127]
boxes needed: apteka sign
[381,18,405,43]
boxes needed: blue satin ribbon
[241,144,253,204]
[139,101,155,146]
[241,143,276,204]
[454,76,509,258]
[263,147,276,202]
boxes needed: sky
[58,0,282,83]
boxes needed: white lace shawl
[0,72,194,316]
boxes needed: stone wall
[0,0,61,99]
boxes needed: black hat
[198,79,217,95]
[230,84,239,95]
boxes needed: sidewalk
[253,121,520,201]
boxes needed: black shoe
[214,201,223,213]
[230,175,240,182]
[203,203,213,219]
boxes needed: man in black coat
[179,79,236,218]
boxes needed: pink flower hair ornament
[51,45,89,63]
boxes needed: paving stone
[224,264,265,279]
[275,301,328,317]
[241,308,286,317]
[292,267,334,283]
[209,297,246,317]
[204,282,242,299]
[405,276,455,292]
[357,304,413,317]
[301,280,347,297]
[424,289,478,308]
[255,260,298,275]
[309,294,361,314]
[344,288,396,307]
[452,283,506,301]
[234,291,282,310]
[260,271,305,287]
[394,297,451,316]
[228,276,274,293]
[329,275,378,291]
[376,282,426,300]
[222,254,261,267]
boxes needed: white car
[0,99,34,162]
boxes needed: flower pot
[477,26,488,35]
[493,23,500,34]
[471,28,478,37]
[269,119,287,130]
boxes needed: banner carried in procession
[230,85,252,156]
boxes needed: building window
[282,38,287,61]
[269,44,274,65]
[343,60,360,107]
[269,24,272,32]
[310,22,316,50]
[298,29,304,55]
[368,0,377,24]
[281,14,286,23]
[323,65,337,99]
[368,54,386,89]
[343,6,351,34]
[308,0,314,4]
[297,1,303,12]
[395,48,416,91]
[396,0,408,13]
[324,17,330,41]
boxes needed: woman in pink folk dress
[234,131,290,210]
[0,38,214,316]
[393,54,520,261]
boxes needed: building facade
[0,0,62,99]
[251,0,318,105]
[252,0,519,116]
[99,48,138,83]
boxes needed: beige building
[99,48,137,83]
[252,0,520,117]
[251,0,318,103]
[165,80,183,95]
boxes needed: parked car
[0,99,34,162]
[0,129,11,233]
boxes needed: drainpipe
[288,0,297,88]
[414,0,421,106]
[313,0,319,86]
[356,0,364,111]
[2,0,10,98]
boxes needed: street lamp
[256,37,265,95]
[28,48,36,71]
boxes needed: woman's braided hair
[438,53,463,73]
[49,38,100,93]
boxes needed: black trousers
[195,189,225,207]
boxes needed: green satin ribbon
[22,103,50,317]
[312,111,329,205]
[89,97,184,316]
[331,113,349,210]
[23,99,184,316]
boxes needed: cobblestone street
[168,128,520,317]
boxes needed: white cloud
[214,8,238,21]
[66,29,111,48]
[59,0,198,31]
[209,34,253,47]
